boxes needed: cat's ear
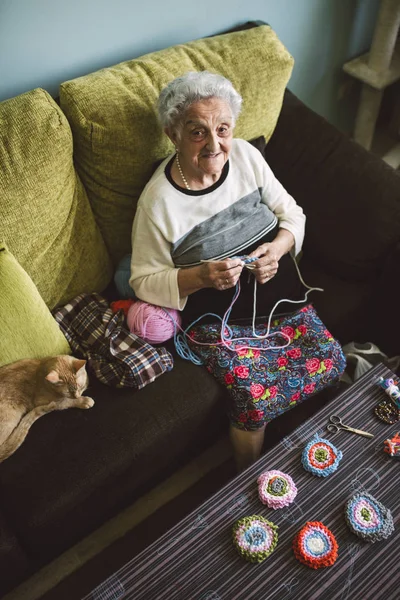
[73,359,86,373]
[46,370,60,384]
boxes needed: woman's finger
[252,257,279,269]
[254,262,279,284]
[248,243,270,259]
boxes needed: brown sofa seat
[0,359,227,569]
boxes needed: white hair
[157,71,242,132]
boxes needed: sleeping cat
[0,355,94,463]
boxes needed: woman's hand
[178,258,243,299]
[200,258,244,291]
[248,243,280,284]
[248,229,295,285]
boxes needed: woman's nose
[206,133,219,152]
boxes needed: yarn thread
[167,253,323,365]
[301,435,343,477]
[344,492,395,542]
[232,515,278,562]
[257,470,297,509]
[293,521,338,569]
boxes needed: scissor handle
[330,415,342,425]
[327,424,340,434]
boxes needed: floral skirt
[187,305,346,431]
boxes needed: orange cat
[0,355,94,463]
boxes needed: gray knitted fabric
[345,492,395,542]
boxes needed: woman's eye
[190,129,206,140]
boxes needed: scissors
[327,415,374,438]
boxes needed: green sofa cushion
[0,243,71,367]
[60,25,294,262]
[0,88,113,310]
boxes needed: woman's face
[167,97,234,179]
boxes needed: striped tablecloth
[85,364,399,600]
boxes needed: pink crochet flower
[236,347,248,357]
[324,359,333,371]
[277,357,288,367]
[291,391,301,402]
[306,358,320,374]
[304,382,316,394]
[287,348,302,359]
[248,409,264,422]
[224,372,235,385]
[234,365,250,379]
[257,470,297,509]
[281,326,295,340]
[269,386,278,398]
[250,383,265,399]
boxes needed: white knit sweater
[130,139,305,309]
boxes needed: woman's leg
[229,424,266,472]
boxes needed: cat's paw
[80,396,95,409]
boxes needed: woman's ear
[164,127,178,149]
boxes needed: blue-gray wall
[0,0,379,131]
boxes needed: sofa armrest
[264,90,400,283]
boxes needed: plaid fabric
[53,293,173,389]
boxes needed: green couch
[1,21,399,596]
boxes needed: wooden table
[84,364,399,600]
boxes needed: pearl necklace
[175,153,191,191]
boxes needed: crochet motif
[301,435,342,477]
[345,492,395,542]
[384,432,400,459]
[232,515,278,562]
[293,521,338,569]
[257,470,297,509]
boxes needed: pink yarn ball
[127,301,181,344]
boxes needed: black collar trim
[164,154,229,196]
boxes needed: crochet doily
[257,470,297,509]
[345,492,395,542]
[293,521,338,569]
[232,515,278,563]
[302,435,343,477]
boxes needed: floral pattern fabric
[187,305,346,430]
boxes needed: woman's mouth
[202,153,220,159]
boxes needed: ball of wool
[114,254,136,299]
[127,301,181,344]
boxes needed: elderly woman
[129,71,306,470]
